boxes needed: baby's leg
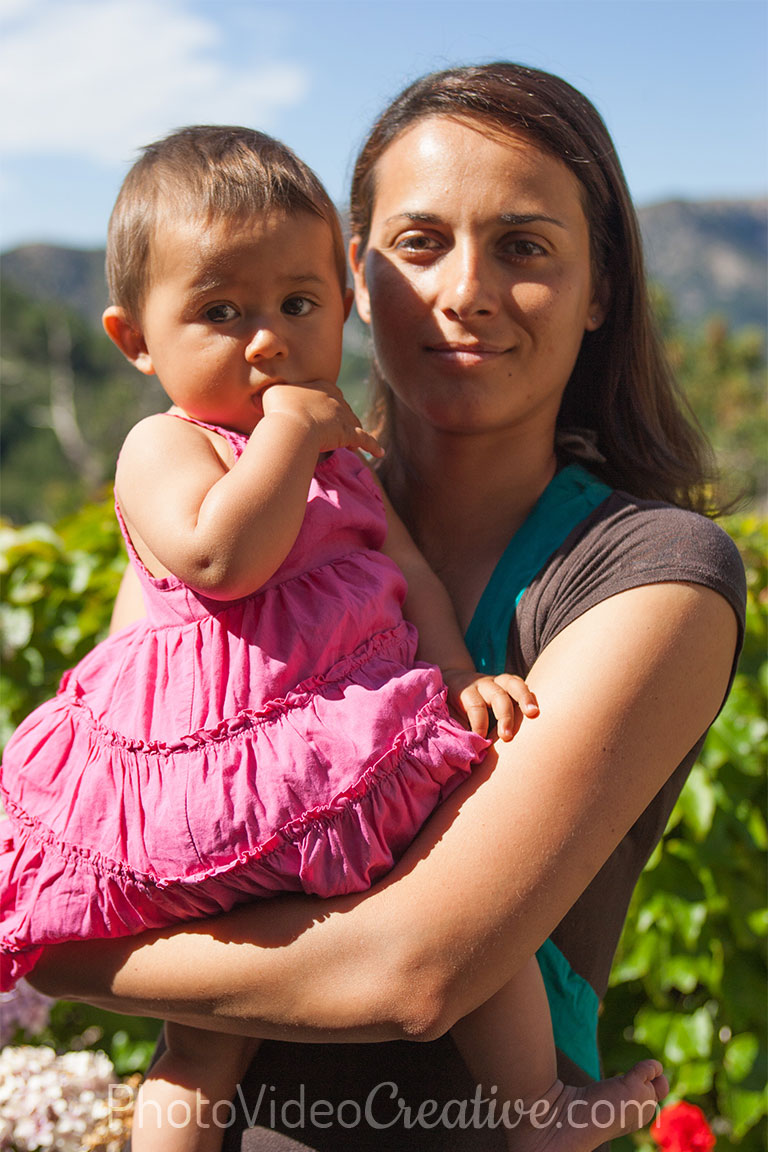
[451,957,668,1152]
[130,1022,257,1152]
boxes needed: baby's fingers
[456,684,491,739]
[490,674,538,741]
[494,674,539,717]
[351,425,385,458]
[470,679,519,741]
[464,676,537,741]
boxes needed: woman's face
[350,116,605,439]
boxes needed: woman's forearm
[32,583,738,1041]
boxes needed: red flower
[651,1102,716,1152]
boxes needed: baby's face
[137,210,348,434]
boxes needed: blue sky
[1,0,766,251]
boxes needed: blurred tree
[0,281,164,524]
[651,286,767,509]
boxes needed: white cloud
[0,0,309,165]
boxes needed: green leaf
[724,1033,760,1082]
[677,764,717,839]
[722,1084,768,1139]
[0,603,34,652]
[663,1006,714,1062]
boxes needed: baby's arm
[377,485,538,739]
[116,382,382,600]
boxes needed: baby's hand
[442,670,539,741]
[261,381,384,458]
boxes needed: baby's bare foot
[498,1059,668,1152]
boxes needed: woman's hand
[261,381,384,458]
[442,669,539,740]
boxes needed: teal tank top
[464,463,612,1080]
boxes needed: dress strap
[164,412,249,460]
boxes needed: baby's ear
[102,306,155,375]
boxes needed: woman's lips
[426,343,509,365]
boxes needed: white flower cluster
[0,1045,131,1152]
[0,980,55,1045]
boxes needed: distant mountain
[1,245,107,328]
[637,199,767,331]
[1,198,766,332]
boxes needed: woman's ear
[348,237,371,324]
[102,306,155,375]
[585,279,611,332]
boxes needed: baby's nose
[245,327,288,361]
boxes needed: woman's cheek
[368,253,432,318]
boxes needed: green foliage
[2,999,160,1078]
[0,279,164,524]
[1,505,765,1148]
[651,287,768,509]
[602,516,768,1151]
[0,498,126,746]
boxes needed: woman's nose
[438,244,498,321]
[244,326,288,362]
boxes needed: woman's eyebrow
[383,211,443,226]
[382,211,567,228]
[499,213,567,228]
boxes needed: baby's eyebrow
[187,260,233,295]
[284,273,326,287]
[188,271,328,295]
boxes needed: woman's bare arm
[31,582,738,1042]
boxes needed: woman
[31,64,745,1151]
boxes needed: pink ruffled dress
[0,426,488,989]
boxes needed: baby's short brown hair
[106,125,347,323]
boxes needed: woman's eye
[503,238,547,258]
[282,297,313,317]
[204,303,238,323]
[395,233,441,253]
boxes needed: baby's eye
[204,303,239,323]
[282,296,314,317]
